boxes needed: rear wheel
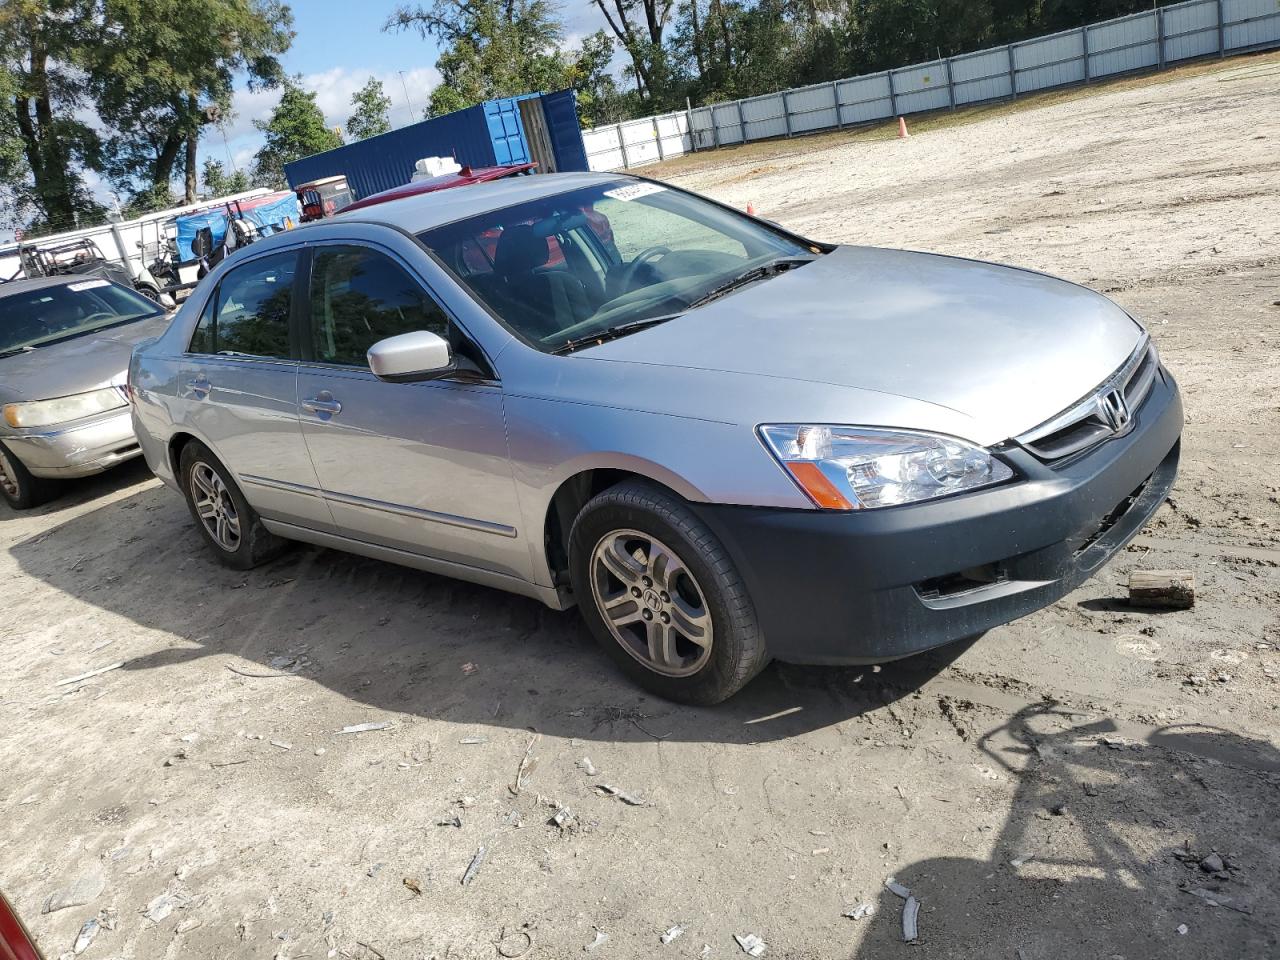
[569,480,769,705]
[179,440,286,569]
[0,442,54,511]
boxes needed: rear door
[178,249,335,531]
[294,242,525,578]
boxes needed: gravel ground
[2,53,1278,960]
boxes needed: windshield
[0,279,163,354]
[417,180,817,351]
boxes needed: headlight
[3,387,127,428]
[759,424,1015,510]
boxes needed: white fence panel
[1225,0,1280,49]
[741,94,788,140]
[579,0,1278,171]
[1163,0,1221,62]
[950,48,1014,104]
[836,74,893,124]
[786,83,839,133]
[890,62,952,113]
[1015,30,1087,93]
[1089,11,1160,77]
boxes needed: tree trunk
[690,0,705,75]
[18,45,78,230]
[151,129,183,196]
[184,96,199,202]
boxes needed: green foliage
[252,81,343,189]
[566,31,625,127]
[385,0,572,117]
[201,158,253,197]
[346,77,393,140]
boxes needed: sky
[208,0,608,184]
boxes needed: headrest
[493,224,549,275]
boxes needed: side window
[188,251,297,358]
[309,246,450,367]
[188,289,217,354]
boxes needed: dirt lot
[3,53,1279,960]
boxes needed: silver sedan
[1,276,169,509]
[129,173,1182,703]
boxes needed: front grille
[1018,338,1159,463]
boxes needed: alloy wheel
[589,529,714,677]
[0,448,19,499]
[190,461,241,551]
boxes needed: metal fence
[581,0,1280,171]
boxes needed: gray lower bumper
[4,408,142,479]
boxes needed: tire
[179,440,287,569]
[569,480,769,705]
[0,441,55,511]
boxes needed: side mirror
[367,330,454,382]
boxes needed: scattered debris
[225,664,298,679]
[495,925,535,958]
[550,807,576,831]
[585,930,610,952]
[660,925,685,944]
[883,878,911,899]
[461,662,479,675]
[509,735,540,796]
[1199,853,1225,873]
[1183,887,1253,914]
[338,722,391,735]
[459,736,488,745]
[1177,924,1189,936]
[1010,853,1036,868]
[901,896,920,943]
[72,917,99,954]
[843,903,875,920]
[1128,569,1195,609]
[595,783,648,806]
[579,756,598,776]
[734,933,766,956]
[175,917,203,934]
[1050,803,1068,817]
[42,868,105,914]
[811,847,830,856]
[462,845,487,886]
[1083,783,1100,797]
[436,815,463,828]
[143,893,183,923]
[403,877,423,897]
[314,748,326,756]
[366,863,384,878]
[269,740,292,751]
[54,662,124,687]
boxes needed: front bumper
[2,407,142,479]
[691,368,1184,664]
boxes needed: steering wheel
[612,245,671,296]
[78,311,117,327]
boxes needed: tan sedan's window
[189,251,296,358]
[308,246,449,367]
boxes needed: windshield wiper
[0,345,35,359]
[551,315,677,356]
[685,256,814,311]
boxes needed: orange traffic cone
[897,116,909,139]
[746,201,757,216]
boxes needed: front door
[294,243,525,579]
[179,249,334,531]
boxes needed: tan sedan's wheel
[178,439,287,570]
[570,480,769,705]
[0,441,54,511]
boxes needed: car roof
[337,171,626,233]
[0,275,100,298]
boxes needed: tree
[0,1,106,231]
[385,0,571,117]
[566,31,624,127]
[90,0,293,204]
[252,81,343,189]
[202,157,252,197]
[346,77,392,141]
[592,0,679,107]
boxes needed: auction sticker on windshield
[67,279,111,291]
[603,183,666,202]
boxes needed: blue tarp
[174,192,301,262]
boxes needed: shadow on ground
[9,471,975,744]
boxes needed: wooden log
[1128,569,1195,609]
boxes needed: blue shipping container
[284,92,588,200]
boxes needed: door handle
[187,376,211,398]
[302,392,342,418]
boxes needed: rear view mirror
[367,330,454,382]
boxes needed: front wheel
[569,480,769,705]
[0,442,54,511]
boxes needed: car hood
[582,246,1143,445]
[0,314,171,404]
